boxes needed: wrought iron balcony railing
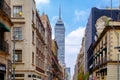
[103,58,107,63]
[0,0,11,17]
[0,41,9,54]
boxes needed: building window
[32,31,34,44]
[32,11,34,22]
[15,74,24,77]
[13,6,22,17]
[28,74,31,78]
[15,50,22,62]
[13,27,22,40]
[32,52,34,64]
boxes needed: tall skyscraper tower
[55,7,65,66]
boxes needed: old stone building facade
[10,0,48,79]
[93,17,120,80]
[0,0,12,79]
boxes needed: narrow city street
[0,0,120,80]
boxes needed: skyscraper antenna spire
[59,4,61,20]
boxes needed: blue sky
[35,0,119,78]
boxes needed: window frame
[13,5,22,17]
[15,50,22,62]
[13,27,22,40]
[32,52,34,64]
[32,30,34,44]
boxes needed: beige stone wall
[107,64,118,80]
[93,21,120,80]
[10,0,35,65]
[108,30,120,61]
[10,0,48,80]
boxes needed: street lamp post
[13,35,16,80]
[117,54,120,80]
[114,32,120,80]
[115,46,120,80]
[110,1,120,79]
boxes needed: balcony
[0,41,9,54]
[0,0,11,18]
[103,58,107,63]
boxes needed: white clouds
[51,16,58,39]
[65,27,85,76]
[51,16,58,28]
[74,9,89,23]
[65,27,85,49]
[35,0,50,4]
[74,10,86,21]
[52,16,58,22]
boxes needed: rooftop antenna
[110,1,120,80]
[117,0,120,21]
[111,0,112,19]
[119,0,120,9]
[59,4,61,20]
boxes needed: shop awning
[0,22,10,32]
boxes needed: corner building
[10,0,47,80]
[85,7,120,79]
[93,18,120,80]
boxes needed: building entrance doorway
[0,72,4,80]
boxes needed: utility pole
[111,0,112,18]
[115,46,120,80]
[117,33,120,80]
[112,23,120,80]
[110,0,120,79]
[119,0,120,9]
[117,53,120,80]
